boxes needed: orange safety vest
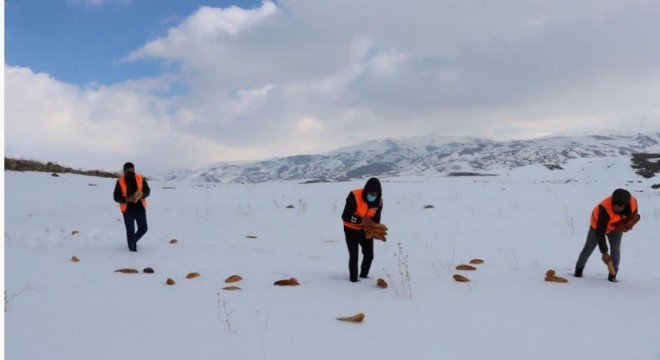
[343,188,381,230]
[118,173,147,212]
[590,196,637,233]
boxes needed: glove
[601,253,611,264]
[615,214,640,232]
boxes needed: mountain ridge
[164,133,660,183]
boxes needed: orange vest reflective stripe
[118,173,147,212]
[590,196,637,233]
[343,188,379,230]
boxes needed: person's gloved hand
[601,252,611,264]
[362,217,375,227]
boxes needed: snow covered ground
[4,156,660,360]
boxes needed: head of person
[363,177,382,204]
[123,162,136,182]
[611,188,631,214]
[123,162,135,174]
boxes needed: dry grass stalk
[114,268,139,274]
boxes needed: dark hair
[611,188,631,206]
[123,162,135,171]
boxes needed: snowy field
[4,156,660,360]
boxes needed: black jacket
[113,174,151,210]
[341,191,383,236]
[593,203,635,253]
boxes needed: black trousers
[344,229,374,281]
[122,206,148,251]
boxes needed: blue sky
[4,1,660,174]
[6,0,261,85]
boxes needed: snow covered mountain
[164,133,660,183]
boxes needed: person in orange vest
[341,177,383,282]
[113,162,150,252]
[575,189,639,282]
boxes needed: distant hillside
[4,158,119,179]
[164,133,660,183]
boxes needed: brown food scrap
[545,275,568,283]
[186,272,200,279]
[224,275,243,283]
[607,260,617,276]
[246,235,258,239]
[469,259,484,265]
[143,267,155,274]
[166,278,176,285]
[71,230,80,236]
[545,269,556,277]
[544,269,568,283]
[452,274,470,282]
[169,239,178,244]
[364,223,388,241]
[337,313,365,322]
[376,278,388,289]
[71,256,80,262]
[274,277,300,286]
[456,264,477,271]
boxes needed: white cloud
[128,2,279,61]
[296,116,324,132]
[4,66,250,173]
[6,0,660,173]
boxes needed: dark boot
[348,259,358,282]
[359,253,373,278]
[574,267,583,278]
[359,261,371,279]
[608,273,617,282]
[359,258,371,278]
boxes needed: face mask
[366,194,377,202]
